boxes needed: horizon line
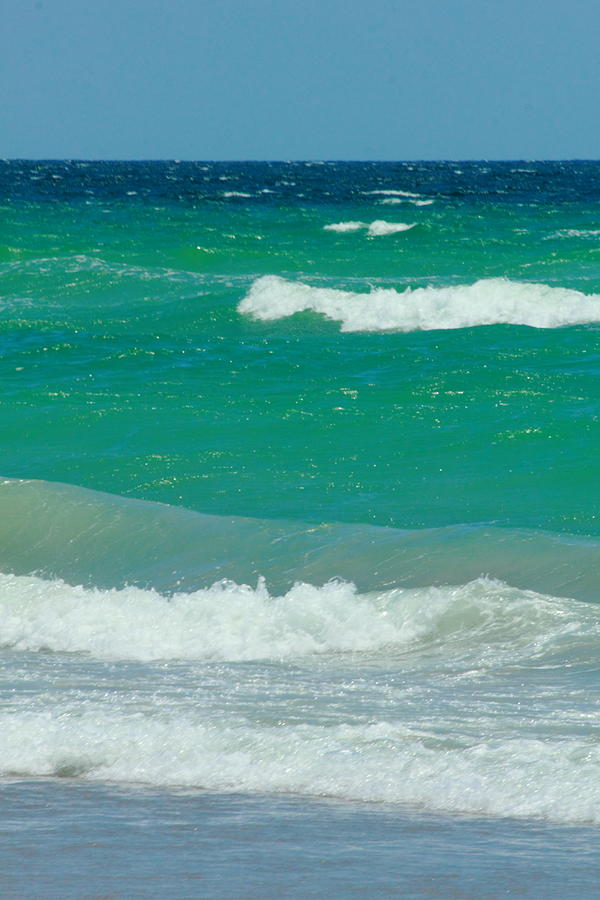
[3,157,600,165]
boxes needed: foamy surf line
[0,571,594,664]
[2,707,600,823]
[239,275,600,332]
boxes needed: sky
[1,0,599,160]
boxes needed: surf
[239,275,600,332]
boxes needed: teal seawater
[2,160,600,534]
[2,162,600,897]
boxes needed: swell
[1,478,599,603]
[0,254,213,313]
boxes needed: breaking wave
[239,275,600,332]
[323,220,416,236]
[2,479,600,824]
[0,571,593,664]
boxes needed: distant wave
[380,197,435,206]
[363,189,422,197]
[239,275,600,332]
[367,220,416,236]
[323,221,365,232]
[323,220,416,236]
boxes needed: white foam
[323,221,366,233]
[367,220,416,236]
[222,191,252,198]
[2,703,600,822]
[239,275,600,332]
[3,571,600,821]
[0,572,592,664]
[323,220,416,236]
[364,189,421,197]
[0,573,424,662]
[379,197,434,206]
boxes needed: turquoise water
[3,162,600,534]
[2,160,600,896]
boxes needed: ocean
[1,159,600,898]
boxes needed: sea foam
[0,572,592,664]
[367,220,415,236]
[2,691,600,822]
[2,569,600,823]
[323,220,415,236]
[323,221,366,232]
[239,275,600,332]
[380,197,434,206]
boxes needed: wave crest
[239,275,600,332]
[0,572,593,663]
[323,220,415,236]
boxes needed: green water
[2,161,600,534]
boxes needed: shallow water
[3,782,600,900]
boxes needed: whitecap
[0,572,594,665]
[239,275,600,332]
[378,197,434,206]
[323,221,366,233]
[323,220,415,236]
[364,189,421,197]
[367,220,416,236]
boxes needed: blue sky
[2,0,598,159]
